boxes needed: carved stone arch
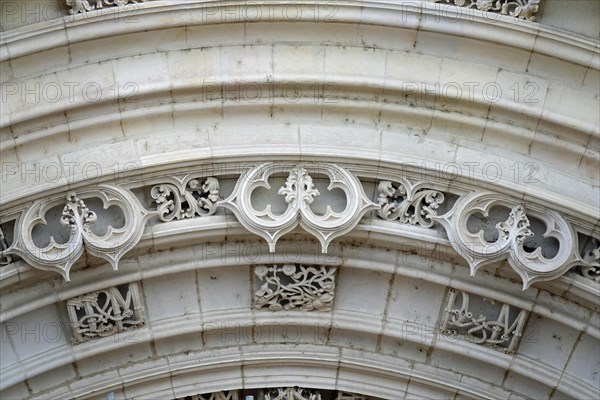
[1,1,599,399]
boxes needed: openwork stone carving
[430,0,540,20]
[264,388,322,400]
[151,177,219,221]
[0,227,12,266]
[221,163,378,253]
[441,289,528,353]
[254,264,336,311]
[1,185,150,281]
[573,236,600,283]
[66,282,144,343]
[67,0,148,14]
[433,192,575,289]
[377,180,445,228]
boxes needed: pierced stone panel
[430,0,540,21]
[67,0,148,14]
[151,176,220,222]
[376,180,445,228]
[66,282,144,343]
[572,234,600,283]
[441,289,528,353]
[175,390,382,400]
[0,226,12,266]
[253,264,337,312]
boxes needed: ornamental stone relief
[441,288,528,353]
[1,162,598,290]
[430,0,540,20]
[66,282,144,343]
[253,264,336,312]
[67,0,148,14]
[151,176,219,221]
[220,163,378,253]
[176,389,381,400]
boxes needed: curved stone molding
[433,192,575,289]
[151,176,220,222]
[1,185,150,281]
[220,163,378,253]
[431,0,540,20]
[254,264,336,312]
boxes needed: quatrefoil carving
[220,163,378,252]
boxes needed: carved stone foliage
[377,180,445,228]
[221,163,378,253]
[0,227,12,266]
[1,185,150,281]
[572,236,600,283]
[66,0,148,14]
[254,264,336,311]
[432,192,575,289]
[151,176,219,222]
[441,289,528,353]
[177,390,379,400]
[264,388,322,400]
[66,282,144,343]
[430,0,540,20]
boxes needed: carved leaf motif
[278,166,320,205]
[254,264,336,312]
[376,180,444,228]
[151,177,219,222]
[67,0,148,14]
[496,204,534,244]
[430,0,540,21]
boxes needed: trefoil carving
[441,289,528,353]
[433,192,574,289]
[254,264,336,312]
[1,185,150,281]
[220,163,378,253]
[66,282,144,343]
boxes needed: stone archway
[1,1,598,399]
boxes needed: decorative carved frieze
[430,0,540,21]
[377,180,445,228]
[1,162,597,290]
[254,264,336,311]
[177,390,379,400]
[1,185,151,281]
[151,177,219,222]
[441,289,528,353]
[264,388,322,400]
[66,282,144,343]
[67,0,148,14]
[220,163,378,253]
